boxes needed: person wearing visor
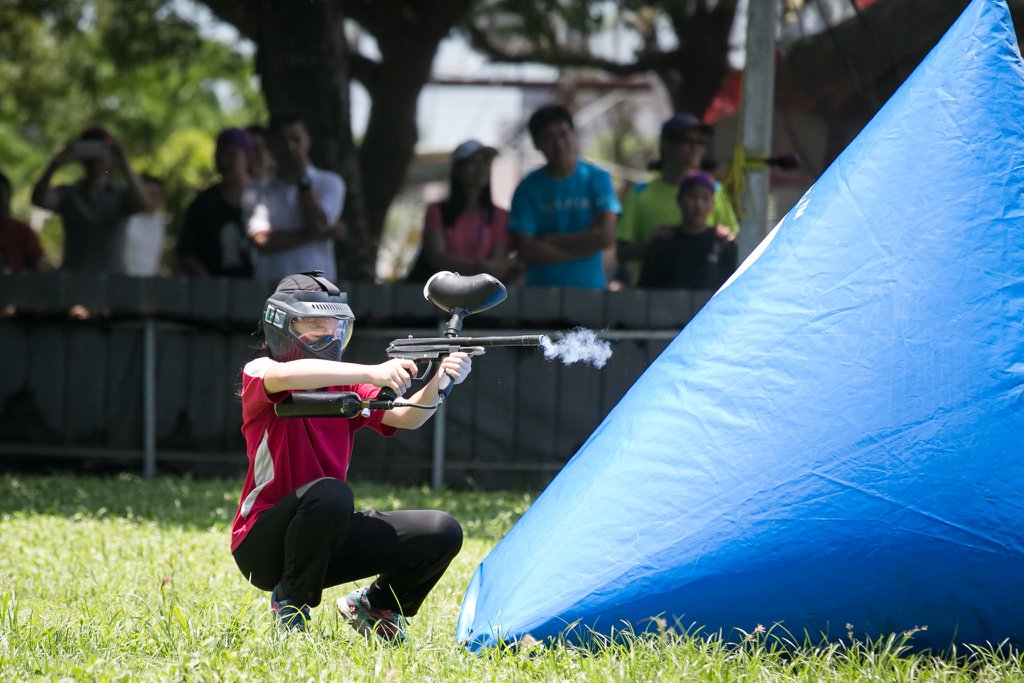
[230,271,472,640]
[405,139,518,283]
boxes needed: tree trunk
[358,54,432,268]
[244,0,371,280]
[663,0,738,116]
[198,0,476,281]
[353,0,476,281]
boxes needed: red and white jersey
[230,356,396,551]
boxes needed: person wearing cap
[246,111,345,283]
[406,139,517,283]
[177,127,256,278]
[637,170,738,290]
[508,104,622,288]
[30,125,147,274]
[231,271,471,638]
[616,112,738,286]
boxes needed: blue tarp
[457,0,1024,651]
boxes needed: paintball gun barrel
[386,334,543,378]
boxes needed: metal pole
[431,319,448,489]
[143,318,157,479]
[738,0,779,262]
[431,402,447,489]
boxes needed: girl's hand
[438,352,473,386]
[369,359,417,395]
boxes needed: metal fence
[0,272,711,489]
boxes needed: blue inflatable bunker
[457,0,1024,651]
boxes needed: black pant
[232,477,463,615]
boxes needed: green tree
[198,0,476,281]
[0,0,264,261]
[464,0,740,118]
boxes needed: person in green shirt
[615,113,738,286]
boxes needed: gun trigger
[418,361,434,381]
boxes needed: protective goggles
[289,316,354,353]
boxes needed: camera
[72,140,109,161]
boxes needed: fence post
[431,403,447,489]
[143,317,157,479]
[430,318,448,490]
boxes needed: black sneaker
[271,584,310,631]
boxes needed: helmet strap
[301,270,340,296]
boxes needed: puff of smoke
[539,328,612,368]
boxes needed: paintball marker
[386,271,543,403]
[276,271,543,418]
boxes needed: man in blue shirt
[509,105,621,288]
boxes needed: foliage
[2,472,1024,681]
[0,0,264,262]
[462,0,609,57]
[463,0,740,116]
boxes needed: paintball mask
[262,271,355,362]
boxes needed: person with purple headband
[637,170,738,290]
[616,112,739,287]
[177,127,256,278]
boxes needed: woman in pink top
[407,139,519,283]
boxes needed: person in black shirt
[637,171,737,290]
[177,128,255,278]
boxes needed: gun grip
[437,372,455,402]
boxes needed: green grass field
[1,473,1022,682]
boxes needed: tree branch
[347,0,473,43]
[196,0,259,41]
[343,0,408,37]
[348,52,381,90]
[466,23,678,76]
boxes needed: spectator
[30,126,147,274]
[508,104,621,288]
[407,139,518,283]
[177,128,255,278]
[637,171,737,290]
[246,112,344,284]
[123,174,167,277]
[0,170,43,272]
[246,124,274,184]
[616,113,738,286]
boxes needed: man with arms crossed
[247,112,345,283]
[509,104,621,288]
